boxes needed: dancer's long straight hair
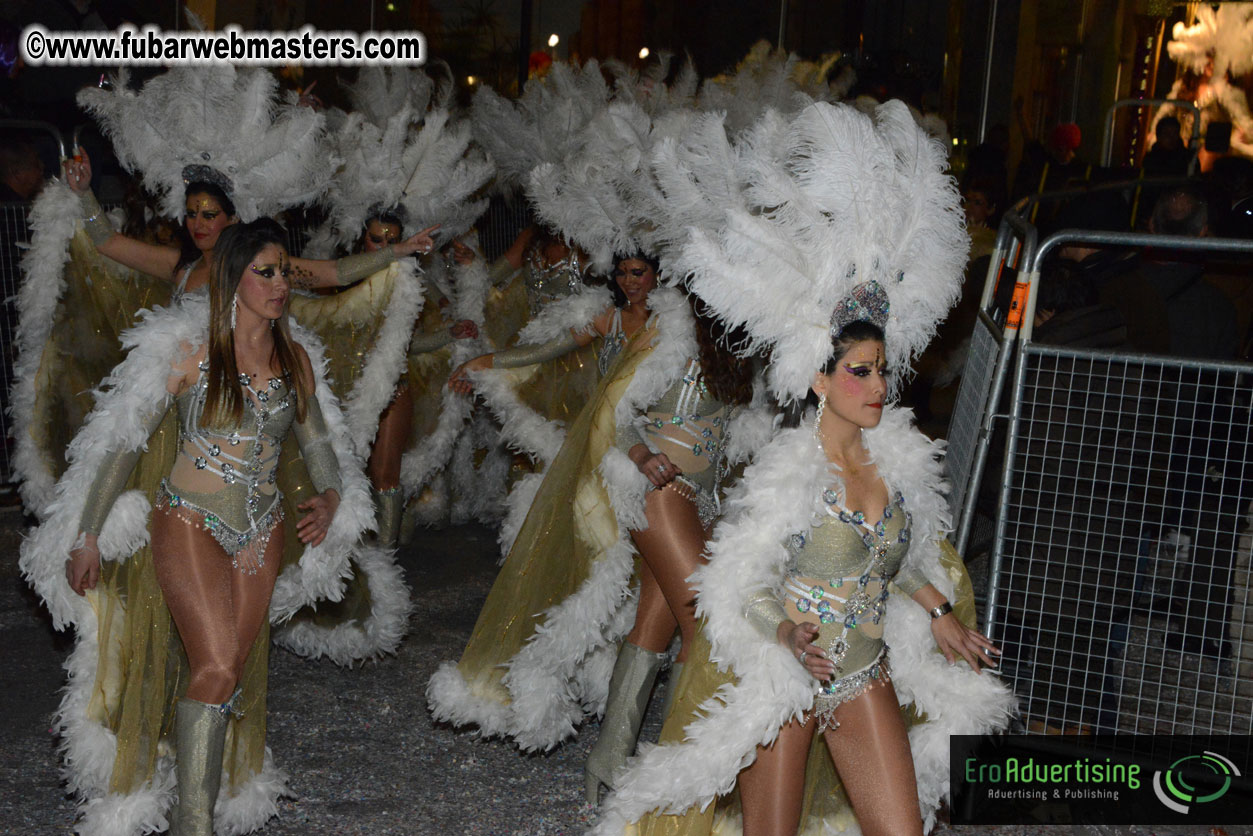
[204,219,310,425]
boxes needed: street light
[548,34,560,48]
[467,75,477,86]
[638,47,650,59]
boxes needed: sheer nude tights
[625,486,710,663]
[368,385,414,491]
[738,679,923,836]
[152,511,284,704]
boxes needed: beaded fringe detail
[662,475,719,527]
[156,481,283,574]
[812,652,891,733]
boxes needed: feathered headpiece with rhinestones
[78,67,330,222]
[658,100,968,404]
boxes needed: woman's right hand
[629,444,680,487]
[63,147,92,193]
[448,354,493,394]
[779,620,836,681]
[66,534,101,596]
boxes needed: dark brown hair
[690,294,755,406]
[204,219,310,425]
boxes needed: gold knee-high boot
[584,642,667,804]
[374,486,404,549]
[169,697,230,836]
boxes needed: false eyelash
[845,365,892,378]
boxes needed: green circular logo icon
[1152,751,1240,814]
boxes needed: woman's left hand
[296,489,340,546]
[930,612,1001,674]
[394,225,442,258]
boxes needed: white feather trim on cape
[10,180,90,517]
[272,543,414,666]
[591,411,1016,833]
[428,286,698,751]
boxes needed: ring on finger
[799,651,808,664]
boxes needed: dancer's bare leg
[368,385,413,491]
[228,527,284,678]
[822,679,923,836]
[738,715,816,836]
[628,487,709,662]
[152,514,283,704]
[625,558,677,653]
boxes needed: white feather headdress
[663,100,968,404]
[1168,3,1253,78]
[314,105,494,254]
[470,61,611,192]
[342,66,438,128]
[78,67,329,222]
[697,41,843,136]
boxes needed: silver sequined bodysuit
[615,358,730,526]
[158,363,297,571]
[80,361,342,574]
[745,478,927,729]
[523,241,585,315]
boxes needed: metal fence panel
[0,201,32,488]
[987,343,1253,735]
[945,313,1002,525]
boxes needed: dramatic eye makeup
[249,261,289,280]
[843,363,891,379]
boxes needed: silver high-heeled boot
[584,642,667,804]
[169,697,230,836]
[373,486,404,549]
[659,661,685,722]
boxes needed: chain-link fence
[959,220,1253,736]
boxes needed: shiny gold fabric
[629,539,978,835]
[288,264,400,402]
[28,231,169,483]
[453,324,655,708]
[483,269,529,350]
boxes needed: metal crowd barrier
[968,220,1253,735]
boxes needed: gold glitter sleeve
[409,326,454,355]
[893,565,929,596]
[78,189,116,249]
[293,393,342,496]
[80,399,172,536]
[335,246,397,286]
[744,592,789,643]
[492,330,579,369]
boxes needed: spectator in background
[1142,116,1193,179]
[1012,95,1087,204]
[0,133,47,202]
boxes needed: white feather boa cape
[18,296,373,836]
[591,413,1017,834]
[427,286,700,751]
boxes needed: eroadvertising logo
[950,735,1252,826]
[1152,751,1241,814]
